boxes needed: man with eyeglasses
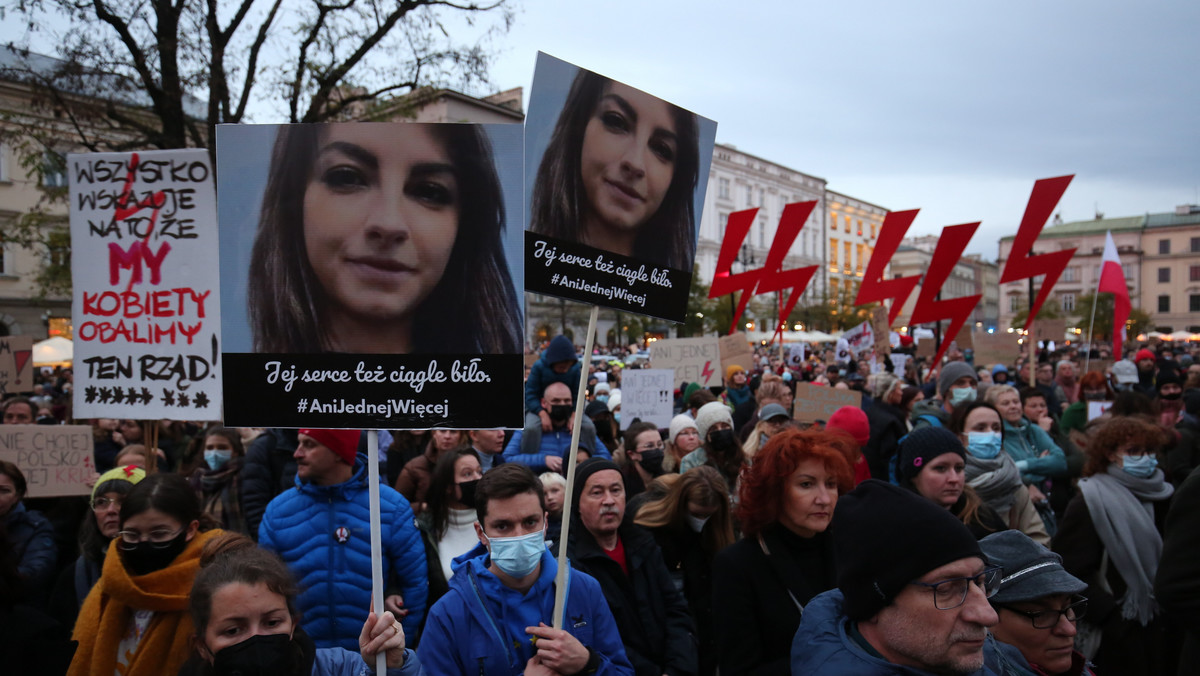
[980,530,1094,676]
[792,480,1024,675]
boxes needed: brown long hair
[529,69,700,270]
[248,123,521,354]
[634,466,734,554]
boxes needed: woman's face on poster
[302,124,459,327]
[579,81,678,240]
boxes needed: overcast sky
[5,1,1195,261]
[486,0,1198,259]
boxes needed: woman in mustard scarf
[69,473,223,676]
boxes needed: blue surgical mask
[595,394,609,404]
[1122,454,1158,478]
[486,529,545,578]
[614,412,621,424]
[967,432,1003,459]
[949,387,977,405]
[205,449,233,471]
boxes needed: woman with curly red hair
[709,429,853,676]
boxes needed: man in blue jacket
[418,464,633,676]
[792,480,1028,675]
[504,382,608,472]
[259,428,428,651]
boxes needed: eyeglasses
[637,442,665,452]
[92,496,123,510]
[999,597,1088,629]
[910,566,1002,610]
[117,527,184,549]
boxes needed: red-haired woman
[710,429,853,676]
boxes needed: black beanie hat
[833,480,984,621]
[571,458,621,514]
[897,427,967,482]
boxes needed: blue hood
[542,335,578,365]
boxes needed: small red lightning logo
[908,222,983,369]
[854,209,922,325]
[709,202,820,335]
[701,360,715,384]
[999,176,1076,332]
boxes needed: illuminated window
[830,238,839,270]
[844,215,851,233]
[844,241,852,273]
[856,244,864,274]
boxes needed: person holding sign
[179,533,423,676]
[529,69,700,269]
[248,123,522,354]
[418,464,633,676]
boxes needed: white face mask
[685,513,710,533]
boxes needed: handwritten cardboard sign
[620,368,675,429]
[650,337,721,388]
[0,336,35,396]
[871,307,891,356]
[0,425,94,497]
[68,150,222,419]
[719,332,755,378]
[792,382,862,423]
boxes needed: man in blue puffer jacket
[260,428,428,651]
[418,464,632,676]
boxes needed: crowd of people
[3,338,1200,675]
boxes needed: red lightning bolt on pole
[909,222,983,369]
[709,209,762,331]
[854,209,923,326]
[999,175,1076,332]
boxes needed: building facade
[826,190,888,306]
[1140,205,1200,333]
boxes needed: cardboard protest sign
[871,307,891,356]
[843,321,874,356]
[0,336,35,396]
[0,425,93,497]
[835,339,851,363]
[719,332,755,376]
[217,123,525,428]
[787,343,807,368]
[915,338,936,359]
[890,353,910,377]
[69,150,222,419]
[973,332,1019,367]
[650,337,721,388]
[523,52,718,323]
[792,383,862,423]
[620,368,674,429]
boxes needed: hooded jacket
[790,589,1021,675]
[417,543,633,676]
[2,502,57,597]
[1000,418,1067,483]
[525,335,582,414]
[258,454,427,650]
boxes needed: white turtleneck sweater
[439,507,481,581]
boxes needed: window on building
[830,238,839,269]
[844,241,852,273]
[746,185,753,206]
[1159,239,1170,255]
[718,178,730,200]
[0,142,8,182]
[1191,265,1200,282]
[1191,295,1200,313]
[1159,295,1171,313]
[757,189,764,207]
[844,215,851,234]
[718,211,729,240]
[830,211,839,230]
[758,215,767,248]
[869,223,876,240]
[41,150,67,188]
[1159,267,1171,283]
[1062,266,1079,283]
[830,278,840,296]
[1192,237,1200,253]
[1009,296,1021,312]
[1061,293,1075,313]
[857,219,863,236]
[855,243,864,274]
[46,230,70,269]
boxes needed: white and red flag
[1097,231,1131,358]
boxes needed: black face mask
[118,530,189,577]
[457,479,479,509]
[212,632,298,676]
[549,404,573,423]
[637,448,665,476]
[708,429,737,454]
[1162,391,1183,401]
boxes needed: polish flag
[1097,231,1130,358]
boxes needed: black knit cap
[897,427,967,482]
[833,480,984,621]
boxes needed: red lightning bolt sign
[854,209,923,325]
[709,202,820,335]
[909,223,983,369]
[999,175,1076,332]
[700,360,715,384]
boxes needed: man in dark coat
[864,373,908,480]
[567,459,698,676]
[1156,463,1200,676]
[240,427,300,539]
